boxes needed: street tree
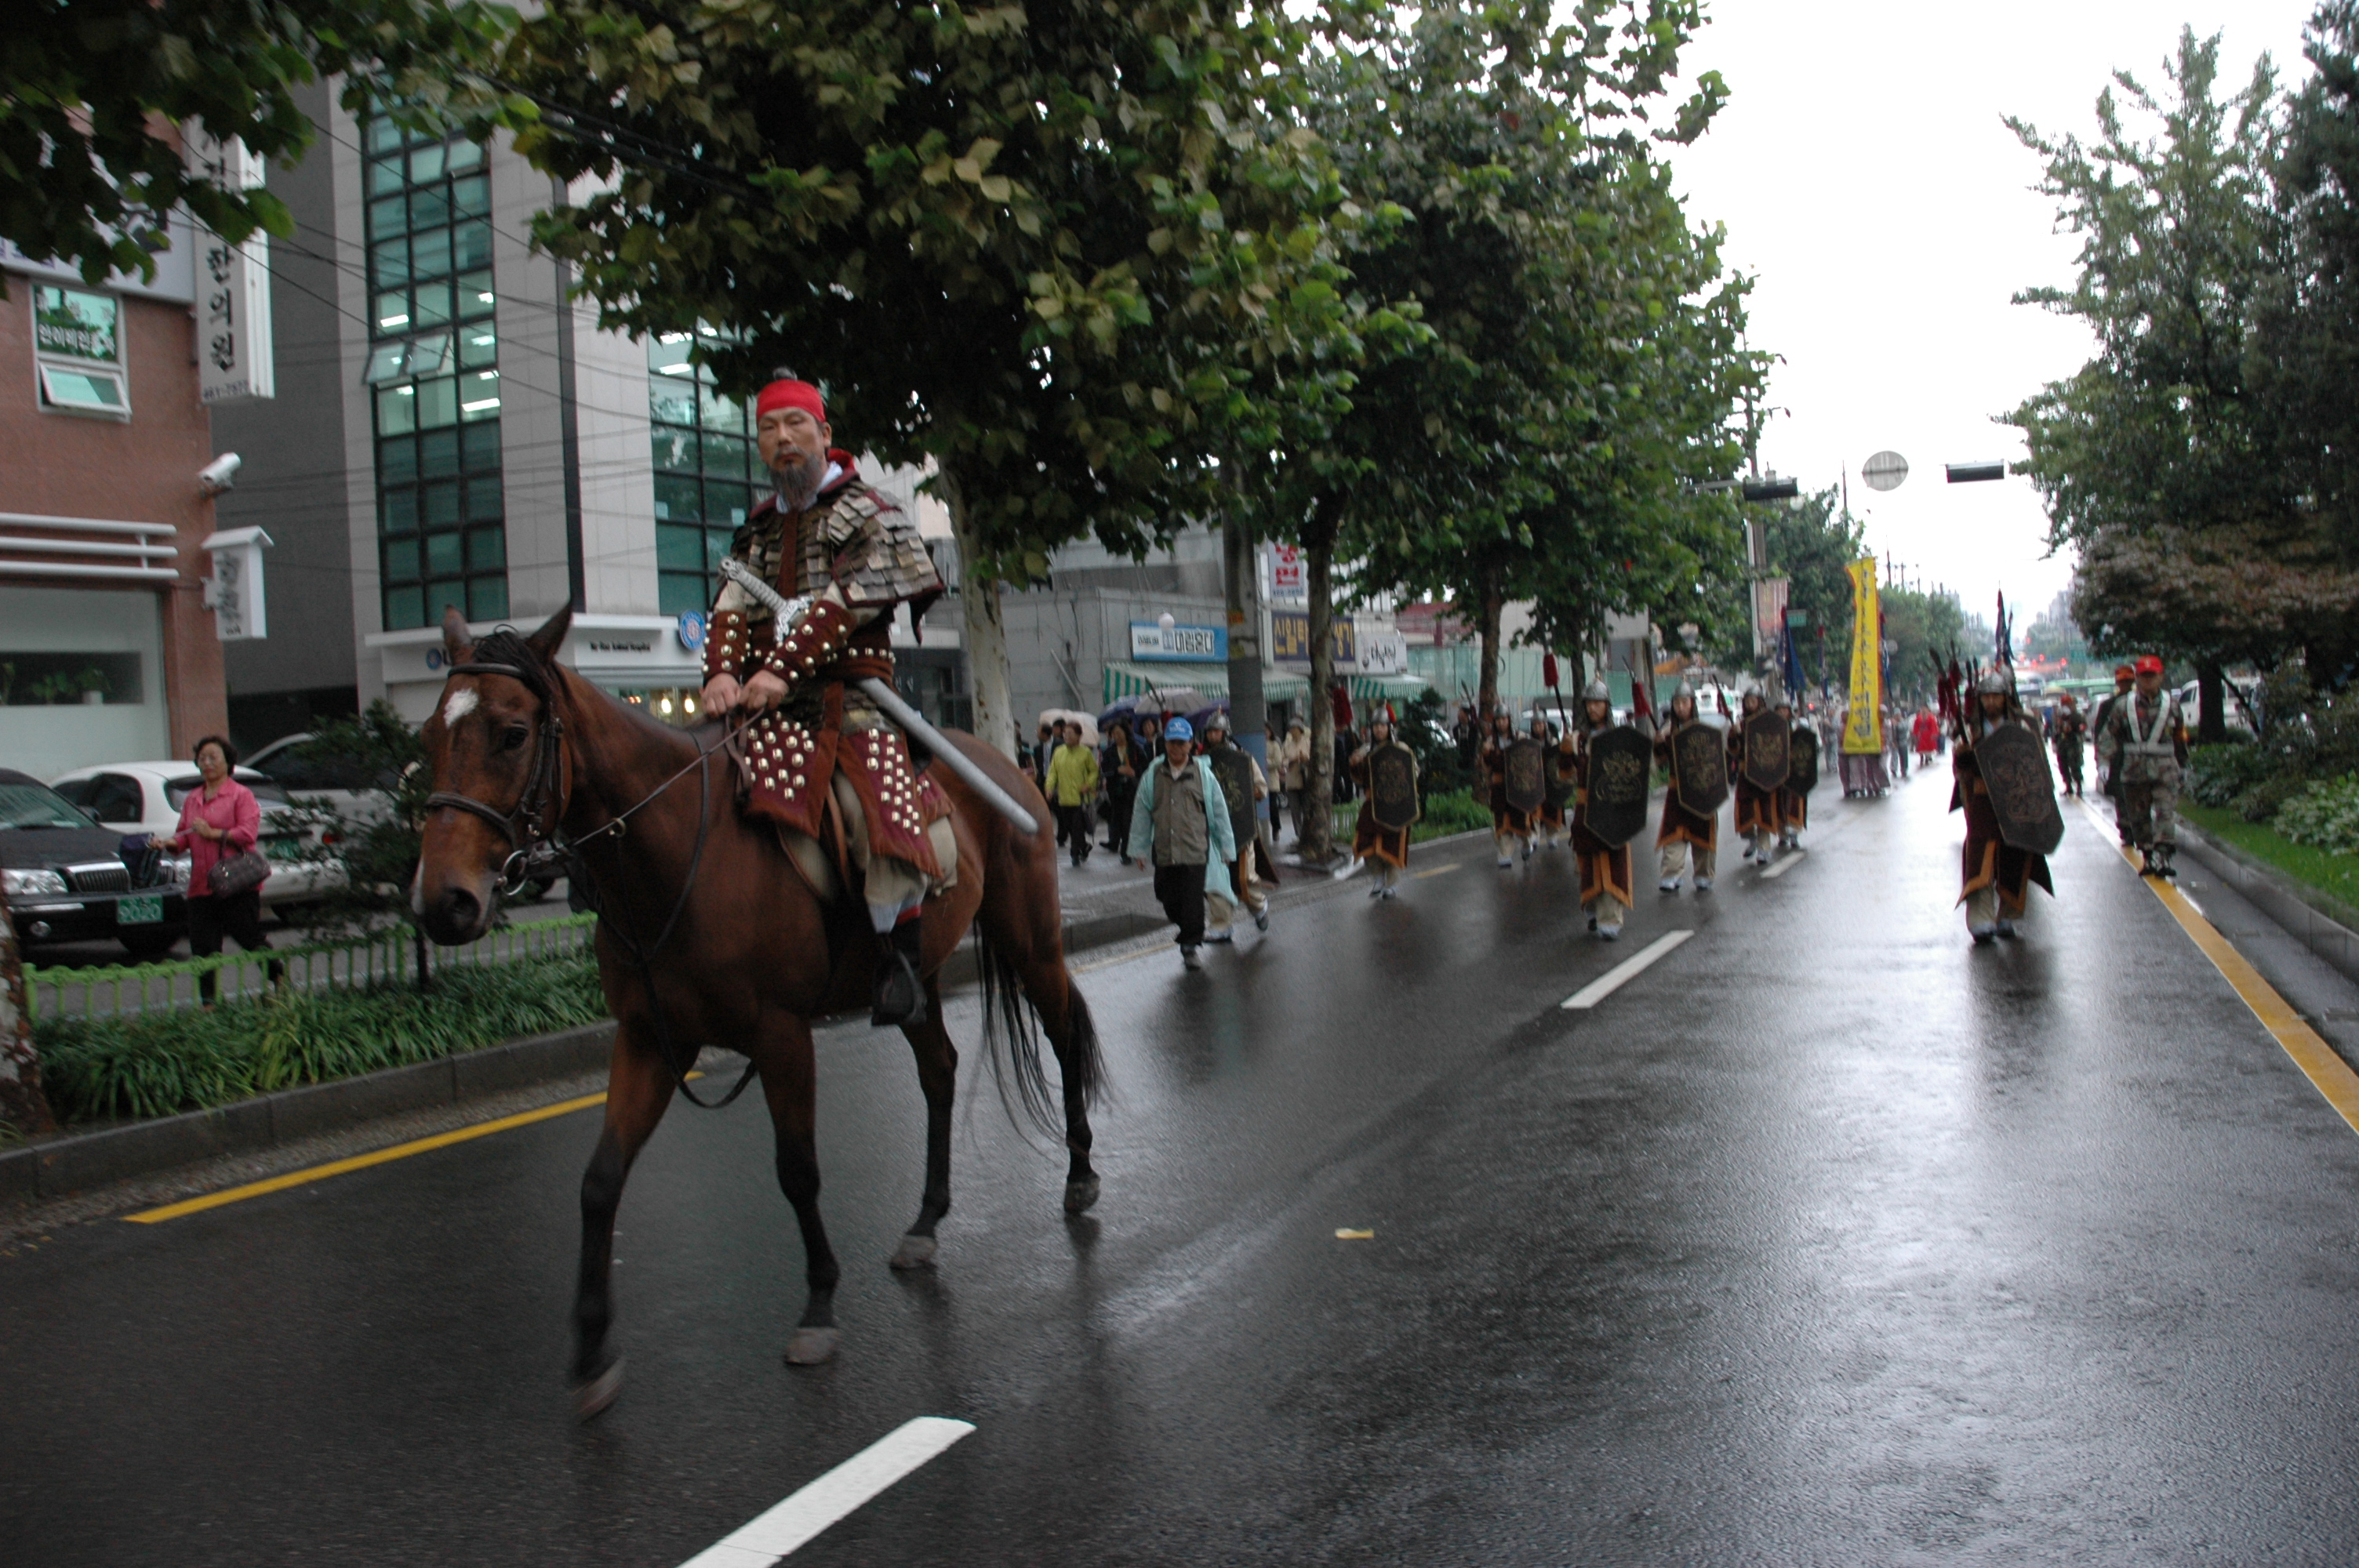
[1242,0,1751,859]
[2005,27,2359,735]
[491,0,1355,755]
[2,0,512,294]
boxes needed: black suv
[0,768,188,960]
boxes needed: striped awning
[1348,673,1430,701]
[1101,660,1309,706]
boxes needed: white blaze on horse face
[442,686,479,725]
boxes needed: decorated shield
[1670,721,1730,813]
[1207,743,1258,860]
[1543,742,1574,815]
[1741,709,1791,793]
[1973,721,2065,855]
[1503,737,1548,816]
[1367,742,1422,833]
[1582,725,1653,847]
[1788,725,1819,794]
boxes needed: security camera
[198,453,242,497]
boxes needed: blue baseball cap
[1162,717,1194,742]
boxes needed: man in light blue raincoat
[1127,717,1237,971]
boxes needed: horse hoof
[1063,1178,1101,1214]
[784,1327,841,1366]
[573,1358,624,1422]
[890,1233,938,1271]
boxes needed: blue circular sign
[426,647,445,672]
[676,611,707,652]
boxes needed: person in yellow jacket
[1044,720,1103,868]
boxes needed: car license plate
[118,894,163,926]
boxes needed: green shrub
[2186,741,2276,808]
[2234,774,2314,824]
[35,957,608,1124]
[2274,775,2359,857]
[1414,786,1495,840]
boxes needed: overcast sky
[1662,0,2316,630]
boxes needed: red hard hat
[2134,655,2165,675]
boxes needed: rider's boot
[872,913,929,1028]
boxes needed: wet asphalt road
[9,770,2359,1566]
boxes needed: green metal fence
[24,915,598,1023]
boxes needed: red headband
[756,379,827,423]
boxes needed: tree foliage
[2007,25,2359,691]
[2,0,513,294]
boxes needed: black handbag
[207,848,272,898]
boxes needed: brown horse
[413,607,1102,1415]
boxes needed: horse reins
[428,655,759,1109]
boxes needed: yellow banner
[1842,557,1884,755]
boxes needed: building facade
[1,221,232,780]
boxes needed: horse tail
[974,925,1103,1138]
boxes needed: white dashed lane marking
[678,1417,976,1566]
[1562,930,1694,1011]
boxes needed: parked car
[0,768,189,959]
[243,731,401,829]
[48,761,347,911]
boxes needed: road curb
[0,905,1180,1208]
[2174,814,2359,990]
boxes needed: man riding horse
[700,373,951,1027]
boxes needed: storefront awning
[1349,673,1430,702]
[1102,660,1310,707]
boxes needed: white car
[243,731,402,829]
[49,761,347,909]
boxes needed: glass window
[33,285,131,417]
[365,341,410,383]
[370,129,505,631]
[645,330,761,614]
[38,365,127,412]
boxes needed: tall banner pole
[1842,557,1885,757]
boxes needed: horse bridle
[423,659,575,896]
[423,655,760,1109]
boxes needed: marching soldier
[1480,706,1533,867]
[2090,662,2136,842]
[1654,684,1718,892]
[1348,713,1415,898]
[1952,667,2054,942]
[2048,691,2088,799]
[701,374,951,1026]
[1730,690,1780,861]
[1569,681,1634,940]
[1773,696,1807,851]
[2097,655,2189,877]
[1529,711,1569,850]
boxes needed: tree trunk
[938,463,1018,757]
[2197,659,2227,744]
[0,894,57,1134]
[1299,499,1341,865]
[1474,560,1505,716]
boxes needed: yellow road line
[2078,798,2359,1134]
[1412,862,1463,880]
[124,1091,616,1223]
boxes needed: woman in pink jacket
[151,735,280,1004]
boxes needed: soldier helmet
[1976,667,2013,695]
[1583,678,1610,702]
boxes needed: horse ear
[442,606,473,666]
[526,604,573,665]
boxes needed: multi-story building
[209,87,965,744]
[1,216,231,779]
